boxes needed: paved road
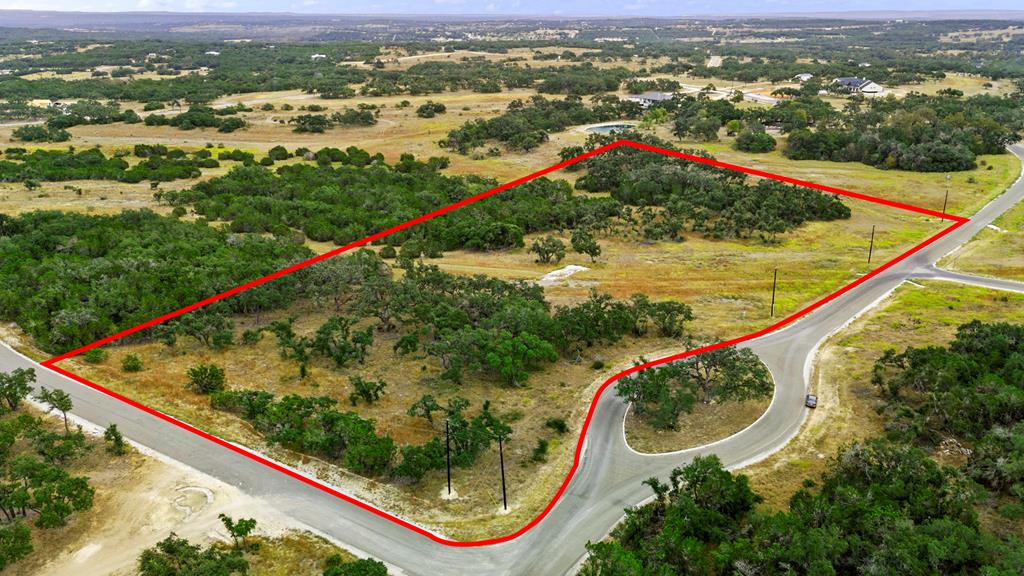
[2,144,1022,575]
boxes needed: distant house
[858,62,872,68]
[793,73,814,82]
[204,51,220,56]
[310,54,328,61]
[626,91,674,108]
[831,77,883,95]
[0,69,13,76]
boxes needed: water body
[585,123,635,133]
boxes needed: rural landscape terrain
[0,8,1023,575]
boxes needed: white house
[831,76,883,95]
[311,54,328,61]
[626,91,674,108]
[793,73,814,82]
[204,51,220,56]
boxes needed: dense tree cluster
[11,125,70,142]
[320,255,695,384]
[397,396,510,482]
[45,99,141,131]
[160,151,621,251]
[564,132,851,242]
[873,321,1024,508]
[583,444,1023,575]
[0,210,312,353]
[442,95,641,153]
[0,146,215,184]
[616,345,772,429]
[210,391,396,476]
[0,369,95,571]
[588,320,1024,575]
[290,109,377,133]
[781,93,1023,171]
[144,104,248,132]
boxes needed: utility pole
[868,225,876,264]
[770,268,778,318]
[445,419,452,497]
[498,436,508,511]
[941,174,951,221]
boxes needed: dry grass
[59,313,687,539]
[247,531,355,576]
[742,281,1024,509]
[625,396,770,453]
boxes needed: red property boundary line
[41,140,969,547]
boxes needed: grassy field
[742,281,1024,514]
[940,175,1024,281]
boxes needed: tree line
[0,210,312,354]
[779,92,1023,172]
[0,146,216,184]
[441,94,642,154]
[159,150,621,251]
[562,132,851,242]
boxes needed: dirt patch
[10,434,320,576]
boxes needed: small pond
[585,123,635,134]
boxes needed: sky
[1,0,1021,15]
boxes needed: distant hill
[1,9,1022,41]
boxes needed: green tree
[0,523,32,571]
[138,534,248,576]
[484,331,558,387]
[686,346,772,404]
[218,513,257,551]
[0,368,35,413]
[570,228,602,262]
[735,127,777,153]
[528,235,566,264]
[323,558,389,576]
[34,387,73,433]
[407,395,442,427]
[104,423,127,455]
[348,377,387,406]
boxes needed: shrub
[83,348,108,364]
[416,101,447,118]
[121,354,143,372]
[241,329,263,345]
[187,363,226,394]
[545,417,568,434]
[531,438,549,462]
